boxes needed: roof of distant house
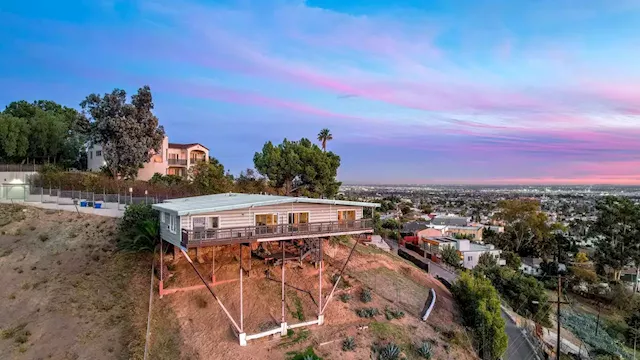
[446,225,483,231]
[402,221,431,233]
[430,217,468,226]
[521,257,543,267]
[168,143,209,150]
[152,193,379,216]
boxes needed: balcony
[168,158,187,166]
[190,157,207,164]
[181,218,374,247]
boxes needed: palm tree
[317,128,333,151]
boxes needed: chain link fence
[26,185,174,210]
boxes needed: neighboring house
[422,236,504,269]
[444,225,484,240]
[520,257,567,276]
[520,257,544,276]
[483,225,505,233]
[401,221,431,235]
[87,136,209,180]
[152,193,379,249]
[416,228,443,239]
[430,216,468,227]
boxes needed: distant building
[401,221,431,235]
[423,236,504,269]
[430,216,468,227]
[520,257,567,276]
[87,136,209,180]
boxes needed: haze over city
[1,0,639,184]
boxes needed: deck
[181,218,374,247]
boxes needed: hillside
[0,204,477,359]
[0,204,149,359]
[150,238,478,359]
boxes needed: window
[89,151,93,159]
[337,210,356,221]
[169,215,177,233]
[161,212,166,223]
[255,214,277,226]
[467,256,473,261]
[96,150,102,157]
[192,216,219,230]
[288,212,309,224]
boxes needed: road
[391,243,539,360]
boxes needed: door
[288,212,310,232]
[192,217,206,240]
[337,210,357,230]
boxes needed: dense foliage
[1,100,89,167]
[441,245,460,268]
[118,204,159,252]
[561,309,632,359]
[591,196,640,281]
[476,264,551,326]
[81,86,165,179]
[451,272,508,360]
[253,138,341,198]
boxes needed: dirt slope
[148,238,478,360]
[0,204,149,360]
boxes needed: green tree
[189,157,233,194]
[477,252,498,269]
[81,86,165,179]
[441,245,460,268]
[0,113,30,161]
[591,196,640,281]
[234,168,269,194]
[493,199,552,257]
[3,100,88,167]
[451,272,508,360]
[502,251,522,270]
[253,138,341,198]
[317,128,333,151]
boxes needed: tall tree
[80,86,165,179]
[2,100,88,167]
[253,138,341,198]
[0,113,30,161]
[189,157,232,194]
[493,199,552,257]
[317,128,333,151]
[591,196,640,281]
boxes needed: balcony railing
[181,218,374,247]
[168,158,188,166]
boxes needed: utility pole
[594,301,602,335]
[556,274,561,360]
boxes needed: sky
[1,0,640,185]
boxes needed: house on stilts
[152,193,379,346]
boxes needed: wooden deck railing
[181,218,374,247]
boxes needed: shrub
[378,343,401,360]
[339,293,351,303]
[342,336,356,351]
[451,272,508,360]
[118,204,159,252]
[360,288,372,303]
[356,307,380,318]
[575,252,589,263]
[441,245,460,268]
[416,341,433,359]
[384,307,405,320]
[287,347,322,360]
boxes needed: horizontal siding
[159,214,181,247]
[181,203,364,230]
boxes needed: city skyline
[1,0,639,185]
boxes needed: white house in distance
[87,136,209,180]
[424,236,505,269]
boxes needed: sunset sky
[1,0,639,185]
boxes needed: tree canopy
[253,138,341,198]
[189,156,233,194]
[0,100,89,167]
[591,196,640,280]
[491,199,556,257]
[81,86,165,179]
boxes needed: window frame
[287,212,310,224]
[169,214,177,234]
[337,209,357,222]
[254,213,278,226]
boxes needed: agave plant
[378,343,401,360]
[416,341,432,359]
[356,307,379,318]
[342,336,356,351]
[360,288,372,303]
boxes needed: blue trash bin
[94,203,102,209]
[80,201,87,207]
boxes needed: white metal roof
[152,193,379,216]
